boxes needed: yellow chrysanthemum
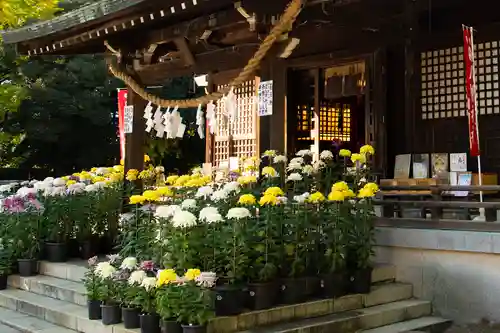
[109,173,123,182]
[79,173,91,181]
[62,176,70,181]
[142,190,160,202]
[237,175,257,185]
[343,189,356,198]
[360,144,375,156]
[259,194,279,206]
[339,149,351,157]
[174,175,191,186]
[120,159,124,166]
[201,176,212,184]
[185,178,205,187]
[139,169,154,180]
[144,154,151,163]
[66,180,76,186]
[157,269,178,287]
[113,165,124,173]
[126,169,139,181]
[358,188,376,198]
[363,182,379,193]
[129,195,146,205]
[263,150,277,157]
[351,153,366,164]
[328,190,345,202]
[92,176,105,183]
[262,166,278,178]
[184,268,201,281]
[264,187,285,197]
[166,175,180,185]
[332,181,349,192]
[238,194,257,205]
[91,167,98,172]
[156,186,174,197]
[307,191,326,204]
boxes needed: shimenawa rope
[104,0,304,108]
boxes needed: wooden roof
[0,0,227,55]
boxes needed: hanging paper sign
[463,25,480,157]
[117,89,128,160]
[176,123,186,138]
[258,80,273,116]
[124,105,134,134]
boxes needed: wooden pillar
[259,55,287,155]
[125,88,146,177]
[404,0,418,153]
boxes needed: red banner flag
[117,89,128,161]
[463,26,480,156]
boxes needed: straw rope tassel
[104,0,304,108]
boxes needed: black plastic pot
[68,238,80,258]
[140,313,161,333]
[18,259,39,277]
[122,307,140,329]
[45,242,68,262]
[181,325,206,333]
[349,267,373,294]
[280,277,307,304]
[161,320,182,333]
[88,300,102,320]
[305,276,321,298]
[247,281,278,310]
[320,272,348,298]
[214,284,244,316]
[101,304,121,325]
[80,240,96,260]
[0,275,7,290]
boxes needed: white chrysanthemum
[43,187,66,197]
[119,213,134,225]
[290,157,304,165]
[84,184,99,192]
[52,178,66,187]
[172,210,197,228]
[140,277,157,291]
[211,189,229,202]
[296,149,312,157]
[120,257,138,270]
[287,173,303,182]
[273,155,287,164]
[302,165,314,175]
[277,196,288,205]
[293,192,310,204]
[94,181,108,189]
[20,181,29,186]
[155,205,180,219]
[195,186,213,199]
[67,183,85,194]
[16,187,36,197]
[191,167,203,175]
[262,150,277,158]
[196,272,217,288]
[286,162,302,171]
[320,150,334,160]
[95,262,116,278]
[34,181,52,191]
[95,167,108,175]
[155,166,165,173]
[313,160,326,171]
[199,207,223,224]
[43,177,54,184]
[223,181,240,194]
[29,180,38,185]
[181,199,197,210]
[0,184,13,193]
[227,207,251,220]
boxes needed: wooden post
[270,58,287,153]
[125,88,147,180]
[404,0,418,153]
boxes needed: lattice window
[213,78,258,166]
[297,103,351,141]
[296,105,313,132]
[420,41,500,120]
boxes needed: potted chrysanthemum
[132,275,161,333]
[156,269,182,333]
[94,260,122,325]
[83,256,102,320]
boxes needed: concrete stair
[361,317,453,333]
[0,261,450,333]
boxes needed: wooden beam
[173,38,196,67]
[136,44,259,85]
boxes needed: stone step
[0,307,74,333]
[237,299,431,333]
[8,275,87,306]
[39,260,397,284]
[0,289,135,333]
[360,317,453,333]
[0,281,412,333]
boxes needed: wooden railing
[374,184,500,231]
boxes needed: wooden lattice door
[213,77,259,166]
